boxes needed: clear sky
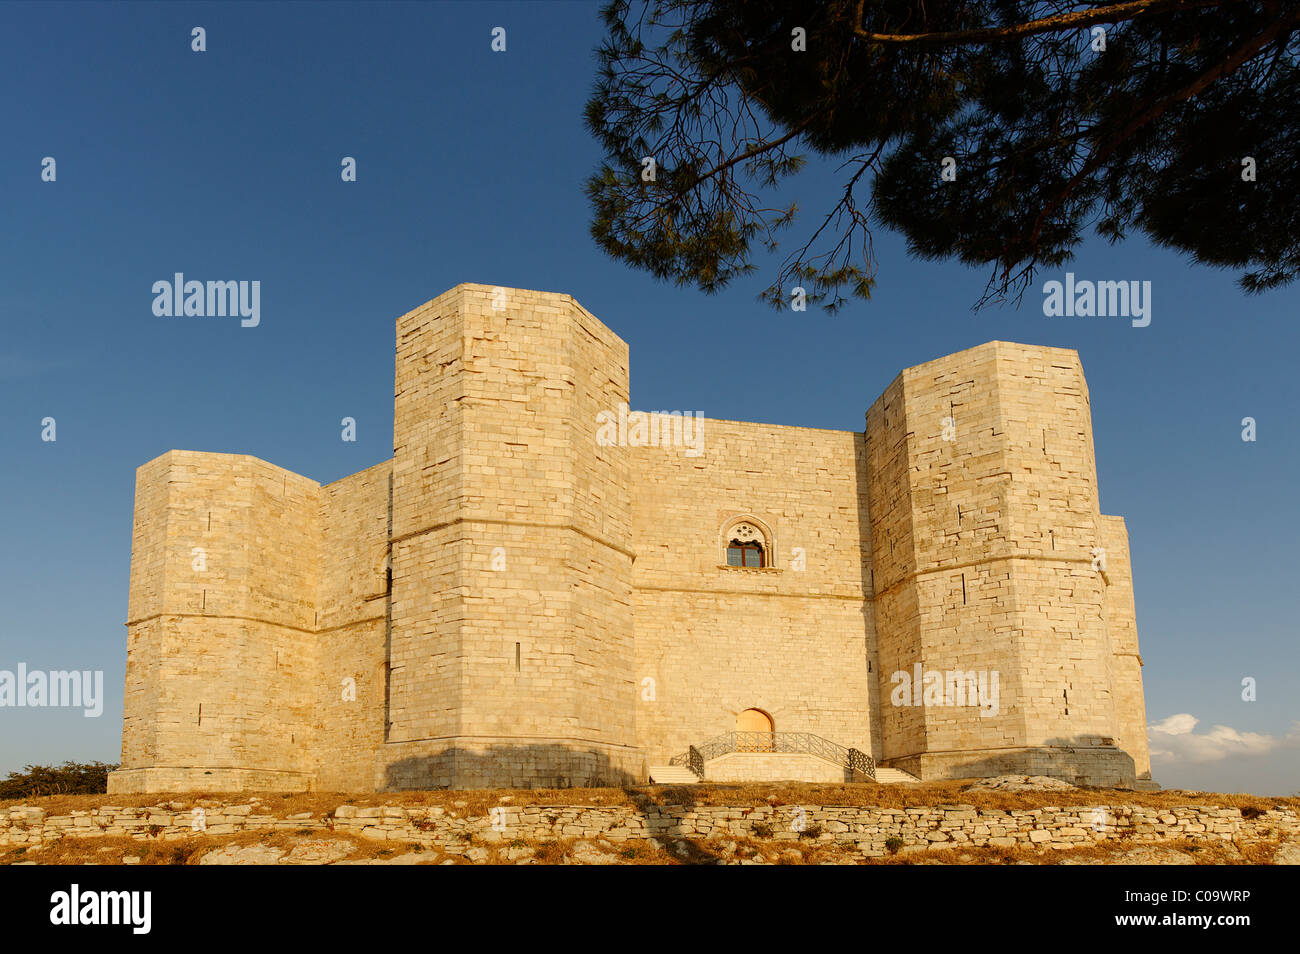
[1,1,1296,794]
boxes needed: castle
[108,284,1154,793]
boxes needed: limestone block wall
[384,285,639,788]
[313,461,392,791]
[862,374,927,766]
[865,342,1143,785]
[387,288,469,755]
[866,348,1027,772]
[703,752,852,783]
[630,419,876,765]
[111,451,323,793]
[994,345,1116,750]
[1099,515,1151,777]
[117,455,172,775]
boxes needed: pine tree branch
[1025,2,1300,251]
[854,0,1229,46]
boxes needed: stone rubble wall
[5,802,1295,859]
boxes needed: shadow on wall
[386,746,768,862]
[385,746,866,862]
[893,735,1141,786]
[382,744,640,791]
[618,781,840,860]
[854,430,885,762]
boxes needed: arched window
[724,520,768,568]
[727,539,765,567]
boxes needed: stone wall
[1099,515,1151,777]
[864,342,1148,785]
[703,753,852,783]
[110,286,1154,793]
[112,451,323,793]
[313,460,392,791]
[383,285,640,789]
[6,801,1295,860]
[630,418,875,766]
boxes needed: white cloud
[1150,713,1198,736]
[1148,713,1300,763]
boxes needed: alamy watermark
[152,273,260,327]
[890,664,1000,718]
[1042,273,1151,327]
[0,663,104,717]
[596,403,704,457]
[50,884,151,934]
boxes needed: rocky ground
[963,774,1082,792]
[8,829,1297,865]
[3,776,1297,865]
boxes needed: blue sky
[1,1,1295,794]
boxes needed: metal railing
[669,731,875,781]
[688,745,704,780]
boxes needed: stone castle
[108,283,1154,793]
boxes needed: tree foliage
[0,761,118,799]
[585,0,1300,310]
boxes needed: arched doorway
[736,708,774,751]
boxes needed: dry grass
[4,781,1294,819]
[3,827,1294,866]
[863,835,1290,865]
[5,829,444,866]
[626,781,1299,812]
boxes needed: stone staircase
[873,767,921,784]
[647,765,700,785]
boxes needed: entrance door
[736,708,774,751]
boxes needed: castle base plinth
[886,746,1142,788]
[107,767,314,794]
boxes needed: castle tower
[865,341,1150,785]
[109,451,321,793]
[381,284,640,788]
